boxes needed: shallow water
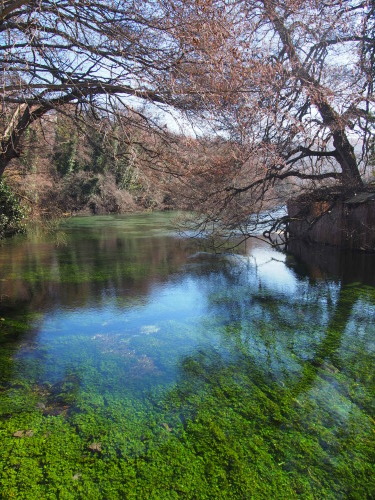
[0,213,374,499]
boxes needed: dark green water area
[0,213,374,499]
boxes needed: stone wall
[287,192,375,251]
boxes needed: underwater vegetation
[0,215,374,499]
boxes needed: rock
[88,442,102,452]
[13,430,24,438]
[13,429,34,438]
[43,405,69,416]
[140,325,160,335]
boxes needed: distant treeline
[2,107,178,227]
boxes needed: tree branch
[226,170,341,196]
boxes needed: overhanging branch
[226,169,341,196]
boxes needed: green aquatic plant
[0,316,374,499]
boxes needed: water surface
[0,214,374,499]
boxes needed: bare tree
[0,0,195,176]
[164,0,375,241]
[1,0,374,243]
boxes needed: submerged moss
[0,345,374,499]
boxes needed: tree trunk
[315,102,363,189]
[332,130,363,189]
[0,103,54,177]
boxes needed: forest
[0,0,374,242]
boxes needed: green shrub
[0,180,26,238]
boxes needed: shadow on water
[0,215,373,498]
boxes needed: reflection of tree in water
[294,285,365,397]
[0,223,198,405]
[188,245,375,417]
[287,239,375,287]
[175,247,375,490]
[0,226,373,497]
[286,241,375,404]
[0,228,197,313]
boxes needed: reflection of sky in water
[21,239,365,401]
[2,215,374,416]
[41,277,207,333]
[33,275,213,388]
[248,246,297,294]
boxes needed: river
[0,213,374,498]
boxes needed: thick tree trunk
[332,130,363,189]
[315,102,363,189]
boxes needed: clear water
[0,213,374,499]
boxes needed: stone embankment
[287,190,375,251]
